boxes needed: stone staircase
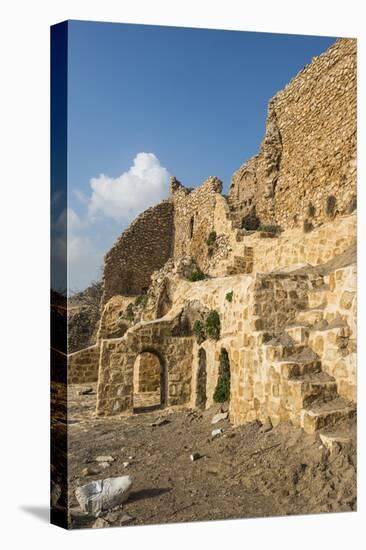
[263,337,356,434]
[262,281,356,435]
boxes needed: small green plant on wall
[207,230,217,258]
[205,310,220,340]
[124,302,135,322]
[225,290,233,302]
[207,230,217,246]
[193,320,205,344]
[213,349,231,402]
[187,269,205,282]
[134,294,148,308]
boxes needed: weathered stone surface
[102,202,174,306]
[228,39,356,232]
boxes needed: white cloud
[65,152,171,292]
[88,152,170,223]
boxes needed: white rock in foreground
[75,476,133,516]
[211,412,228,424]
[211,428,223,438]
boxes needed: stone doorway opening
[195,347,207,409]
[133,351,166,412]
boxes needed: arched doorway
[133,351,166,412]
[195,347,207,409]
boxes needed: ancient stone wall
[96,316,194,416]
[67,306,100,353]
[229,38,356,231]
[68,344,100,384]
[309,263,356,401]
[97,295,133,341]
[207,212,356,280]
[170,176,223,272]
[102,201,174,305]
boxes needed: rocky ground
[61,383,356,529]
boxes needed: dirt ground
[63,383,356,529]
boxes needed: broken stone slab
[211,428,223,438]
[211,412,228,424]
[95,455,115,463]
[75,475,133,517]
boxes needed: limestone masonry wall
[68,344,100,384]
[229,38,356,230]
[309,263,356,401]
[102,201,174,305]
[171,176,223,272]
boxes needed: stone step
[301,397,356,434]
[285,372,338,410]
[308,286,329,308]
[285,325,310,345]
[271,358,322,379]
[264,342,308,361]
[296,307,325,326]
[319,427,356,454]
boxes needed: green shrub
[205,310,220,340]
[135,294,148,308]
[225,291,233,303]
[213,371,230,403]
[187,269,205,282]
[193,320,205,344]
[124,303,135,321]
[214,349,231,402]
[257,224,282,234]
[207,230,217,247]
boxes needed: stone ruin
[68,38,357,435]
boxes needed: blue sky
[66,21,336,291]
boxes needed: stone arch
[195,347,207,410]
[133,348,167,411]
